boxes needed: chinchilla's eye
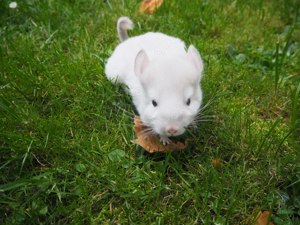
[152,100,158,107]
[186,98,191,106]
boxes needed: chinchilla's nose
[165,126,178,135]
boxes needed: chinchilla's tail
[117,17,133,42]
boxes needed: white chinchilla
[105,17,204,144]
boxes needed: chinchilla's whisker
[140,129,156,138]
[139,127,155,136]
[199,94,223,115]
[198,106,209,114]
[140,121,152,127]
[194,118,215,122]
[195,114,215,120]
[140,127,153,133]
[196,115,217,119]
[193,120,215,124]
[194,118,214,122]
[190,115,216,128]
[188,118,200,128]
[188,122,198,130]
[198,98,216,113]
[148,130,156,136]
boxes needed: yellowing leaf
[131,116,188,153]
[139,0,164,14]
[247,210,275,225]
[211,159,223,168]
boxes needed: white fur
[105,17,204,139]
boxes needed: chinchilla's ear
[134,49,149,77]
[187,45,204,79]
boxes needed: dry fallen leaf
[131,116,188,153]
[139,0,164,14]
[247,210,274,225]
[211,159,223,168]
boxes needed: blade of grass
[291,82,300,128]
[19,140,33,175]
[257,119,281,155]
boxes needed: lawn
[0,0,299,224]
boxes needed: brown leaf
[247,210,275,225]
[139,0,164,14]
[131,116,188,153]
[211,159,223,168]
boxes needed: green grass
[1,0,300,224]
